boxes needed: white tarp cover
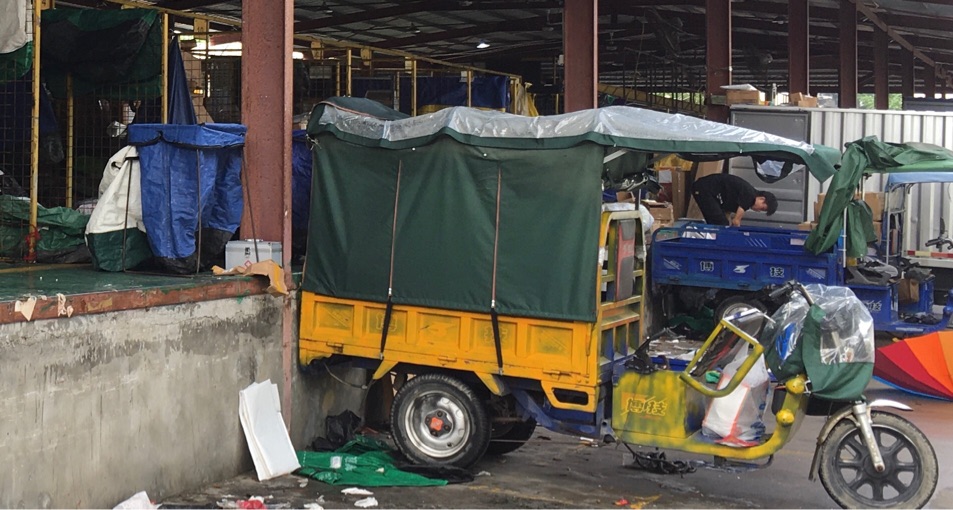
[317,104,819,155]
[0,1,29,54]
[86,146,145,235]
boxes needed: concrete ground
[161,382,953,509]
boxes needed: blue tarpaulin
[292,129,311,232]
[398,75,509,113]
[129,123,245,273]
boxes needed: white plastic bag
[701,347,770,447]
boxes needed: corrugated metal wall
[805,108,953,265]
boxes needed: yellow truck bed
[299,211,644,413]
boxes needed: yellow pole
[161,13,169,123]
[346,48,353,96]
[411,59,417,116]
[28,0,42,261]
[394,69,400,108]
[466,70,472,107]
[335,62,341,96]
[66,74,74,208]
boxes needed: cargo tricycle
[298,98,938,508]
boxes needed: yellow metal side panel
[525,324,581,374]
[363,305,408,345]
[469,318,518,362]
[417,312,464,350]
[299,293,598,400]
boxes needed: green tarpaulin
[0,195,88,260]
[41,8,163,99]
[806,137,953,257]
[0,43,32,83]
[296,437,446,487]
[305,98,840,323]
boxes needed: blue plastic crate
[850,282,898,325]
[651,223,842,292]
[651,356,689,372]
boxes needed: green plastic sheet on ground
[806,137,953,257]
[296,437,447,487]
[0,195,88,260]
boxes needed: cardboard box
[898,278,919,304]
[814,193,825,221]
[616,191,636,203]
[790,92,818,108]
[865,192,885,219]
[815,192,871,220]
[726,89,765,106]
[797,221,814,231]
[872,220,883,239]
[641,199,673,222]
[657,168,690,219]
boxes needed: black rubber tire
[390,373,491,468]
[818,411,939,509]
[485,419,537,456]
[714,295,767,336]
[714,295,766,322]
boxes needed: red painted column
[242,0,295,427]
[873,27,889,109]
[901,51,914,99]
[838,1,857,108]
[706,0,731,122]
[562,0,597,112]
[787,0,809,95]
[241,1,293,261]
[924,67,937,98]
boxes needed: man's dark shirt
[694,174,757,212]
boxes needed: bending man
[691,173,777,227]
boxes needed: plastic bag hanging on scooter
[701,346,770,447]
[761,284,875,401]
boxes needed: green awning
[806,137,953,257]
[305,98,841,322]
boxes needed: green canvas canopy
[806,137,953,257]
[304,98,840,322]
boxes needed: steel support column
[241,0,294,427]
[924,67,936,98]
[901,51,914,99]
[787,0,809,95]
[706,0,731,122]
[562,0,597,112]
[838,1,858,108]
[873,27,889,109]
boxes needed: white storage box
[226,240,283,268]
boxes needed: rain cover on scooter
[760,284,875,401]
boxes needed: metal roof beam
[156,0,228,11]
[293,0,563,33]
[373,16,549,50]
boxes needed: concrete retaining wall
[0,293,364,508]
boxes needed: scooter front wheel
[818,411,938,509]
